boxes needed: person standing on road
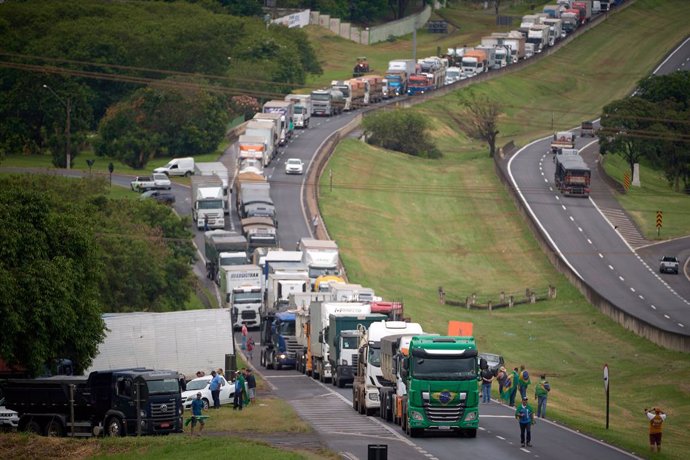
[203,214,209,232]
[518,364,531,400]
[481,366,494,403]
[646,407,667,453]
[246,368,257,405]
[241,323,248,350]
[312,215,319,235]
[209,370,222,409]
[246,336,255,362]
[515,396,535,448]
[535,375,551,418]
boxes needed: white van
[154,157,195,177]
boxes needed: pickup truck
[130,173,172,192]
[659,256,680,275]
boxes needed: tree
[598,97,658,180]
[0,176,106,376]
[362,109,440,158]
[459,93,502,157]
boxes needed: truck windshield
[311,93,329,101]
[277,321,296,336]
[341,336,359,350]
[368,347,381,367]
[220,256,246,266]
[233,292,262,303]
[412,356,476,381]
[334,86,349,97]
[198,200,223,209]
[462,60,477,68]
[309,266,337,279]
[147,378,180,394]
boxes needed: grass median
[318,1,690,458]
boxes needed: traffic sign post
[603,364,609,430]
[656,210,663,237]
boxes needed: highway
[506,38,690,337]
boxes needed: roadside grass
[319,2,690,459]
[601,155,690,240]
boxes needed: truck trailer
[203,229,249,283]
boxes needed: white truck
[309,301,371,382]
[352,321,424,416]
[252,113,286,150]
[154,157,195,177]
[86,309,235,378]
[298,238,340,288]
[238,135,268,172]
[263,100,295,142]
[191,175,225,230]
[265,263,310,311]
[245,120,276,166]
[285,94,312,129]
[528,24,551,53]
[330,282,377,303]
[542,18,563,45]
[291,292,332,375]
[220,264,263,329]
[194,162,230,215]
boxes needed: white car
[0,397,19,431]
[285,158,304,175]
[181,375,234,409]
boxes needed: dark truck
[1,369,183,437]
[555,154,591,197]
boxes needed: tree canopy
[0,175,197,375]
[362,109,440,158]
[599,72,690,191]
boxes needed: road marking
[651,305,657,310]
[587,239,592,244]
[569,216,574,222]
[619,276,625,281]
[664,314,670,319]
[599,253,604,258]
[562,205,567,210]
[608,265,614,270]
[630,287,636,293]
[578,227,583,232]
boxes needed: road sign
[623,172,630,191]
[656,210,663,228]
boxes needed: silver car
[285,158,304,175]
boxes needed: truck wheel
[185,171,192,177]
[337,376,345,388]
[464,428,477,438]
[105,416,124,437]
[25,420,42,435]
[44,419,64,437]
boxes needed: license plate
[160,423,170,428]
[438,426,450,430]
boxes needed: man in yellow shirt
[645,407,667,453]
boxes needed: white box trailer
[194,162,230,215]
[87,309,235,378]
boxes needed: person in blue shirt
[515,396,535,447]
[209,370,222,409]
[190,392,205,436]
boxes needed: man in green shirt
[535,375,551,418]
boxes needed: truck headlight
[279,354,286,360]
[464,411,477,421]
[368,393,379,402]
[411,410,424,421]
[140,410,147,418]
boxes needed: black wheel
[202,399,210,410]
[337,376,345,388]
[184,171,192,177]
[44,419,64,437]
[276,363,282,371]
[25,420,42,435]
[464,428,477,438]
[105,416,124,437]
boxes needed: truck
[571,1,592,25]
[309,301,371,382]
[492,32,526,62]
[330,282,377,303]
[191,175,225,230]
[444,66,463,85]
[542,18,563,44]
[284,94,312,129]
[298,238,340,288]
[87,308,235,378]
[220,264,263,329]
[327,313,388,389]
[260,309,301,370]
[476,46,498,70]
[203,229,249,283]
[357,75,384,105]
[352,321,423,415]
[580,120,596,137]
[234,171,276,223]
[253,112,287,148]
[238,135,268,171]
[550,131,576,154]
[561,10,579,34]
[291,292,332,375]
[387,335,480,438]
[524,43,536,59]
[543,4,562,18]
[245,120,277,166]
[331,79,366,111]
[2,369,183,437]
[461,49,489,77]
[194,162,230,214]
[264,264,310,311]
[240,216,278,249]
[310,88,345,117]
[555,154,591,197]
[493,45,511,67]
[417,57,446,89]
[407,73,434,95]
[262,100,295,143]
[528,24,551,53]
[385,59,416,96]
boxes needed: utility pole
[43,84,72,170]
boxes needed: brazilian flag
[519,370,530,387]
[500,375,513,401]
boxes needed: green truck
[398,335,480,438]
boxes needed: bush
[362,110,441,158]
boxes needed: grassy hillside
[319,1,690,459]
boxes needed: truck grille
[241,311,257,320]
[351,355,358,368]
[151,398,178,419]
[424,403,464,423]
[285,338,301,359]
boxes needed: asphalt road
[506,38,690,336]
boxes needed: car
[140,190,176,205]
[0,395,19,431]
[181,375,234,410]
[659,256,680,275]
[130,173,172,192]
[285,158,304,175]
[478,352,505,376]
